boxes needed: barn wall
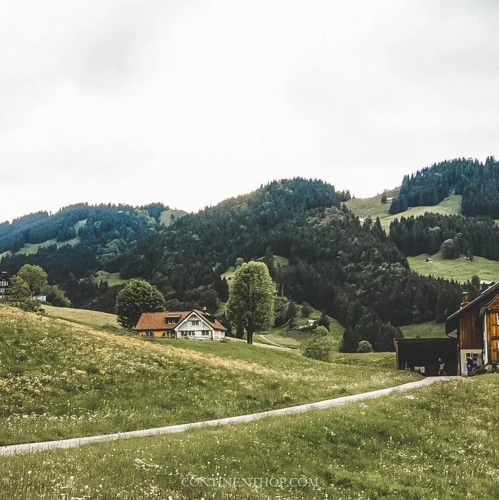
[459,307,483,349]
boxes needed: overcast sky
[1,0,498,221]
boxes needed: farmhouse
[0,271,10,299]
[135,309,227,341]
[446,283,499,374]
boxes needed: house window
[146,331,154,337]
[188,331,195,337]
[202,331,210,336]
[167,318,178,324]
[181,331,188,338]
[191,320,200,326]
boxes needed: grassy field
[0,220,86,260]
[2,376,498,499]
[0,305,418,447]
[159,208,188,227]
[257,313,344,349]
[346,191,462,231]
[42,304,123,330]
[400,321,446,338]
[408,253,499,283]
[91,270,127,287]
[345,187,400,222]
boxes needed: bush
[356,340,373,353]
[302,329,335,362]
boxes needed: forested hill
[389,156,499,217]
[0,203,186,309]
[0,179,466,351]
[121,178,463,351]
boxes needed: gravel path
[0,376,461,457]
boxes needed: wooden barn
[394,337,458,376]
[446,282,499,374]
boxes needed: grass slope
[159,208,187,227]
[0,306,418,446]
[0,220,85,260]
[2,376,498,499]
[257,313,344,349]
[91,270,127,287]
[346,191,462,231]
[400,321,446,338]
[42,304,123,330]
[408,253,499,283]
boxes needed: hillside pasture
[91,270,127,287]
[0,305,418,446]
[1,376,497,499]
[408,253,499,283]
[42,304,123,330]
[400,321,446,338]
[346,191,462,231]
[257,313,344,349]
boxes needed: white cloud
[0,0,498,221]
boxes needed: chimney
[461,291,469,308]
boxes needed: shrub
[356,340,373,353]
[302,329,335,362]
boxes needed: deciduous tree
[227,262,276,344]
[115,279,165,329]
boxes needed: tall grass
[1,377,497,499]
[0,305,418,446]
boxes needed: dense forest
[389,213,499,260]
[0,178,467,351]
[389,156,499,217]
[0,202,181,311]
[114,179,463,351]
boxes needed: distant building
[0,272,10,299]
[135,309,227,341]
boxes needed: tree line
[389,156,499,217]
[389,213,499,260]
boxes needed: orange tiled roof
[135,310,226,331]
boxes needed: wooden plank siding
[487,296,499,363]
[458,306,483,350]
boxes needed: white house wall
[176,315,213,340]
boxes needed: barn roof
[445,282,499,334]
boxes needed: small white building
[135,309,227,341]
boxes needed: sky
[1,0,498,221]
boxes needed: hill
[1,178,469,351]
[0,305,417,446]
[2,375,498,499]
[346,190,462,231]
[0,203,187,310]
[388,156,499,218]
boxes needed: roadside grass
[42,304,123,331]
[400,321,446,338]
[0,305,418,446]
[2,376,498,499]
[408,253,499,282]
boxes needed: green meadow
[346,191,462,231]
[2,376,498,499]
[0,305,418,447]
[408,253,499,283]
